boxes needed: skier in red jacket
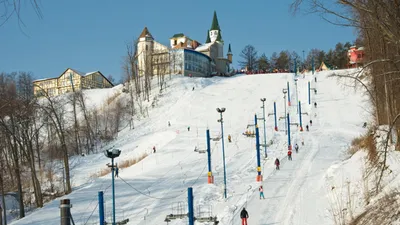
[288,150,292,161]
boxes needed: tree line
[238,39,362,73]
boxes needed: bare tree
[239,45,258,71]
[37,87,72,194]
[67,92,81,155]
[122,40,138,129]
[75,91,95,153]
[1,0,43,33]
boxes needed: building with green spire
[135,11,232,77]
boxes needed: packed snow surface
[9,69,370,225]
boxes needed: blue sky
[0,0,356,82]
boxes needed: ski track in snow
[228,71,367,225]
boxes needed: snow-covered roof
[33,69,103,83]
[195,43,212,52]
[84,71,99,76]
[33,77,57,82]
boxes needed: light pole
[282,89,288,135]
[302,50,305,70]
[216,107,227,199]
[260,98,267,158]
[104,149,121,225]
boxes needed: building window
[174,40,177,45]
[146,45,148,51]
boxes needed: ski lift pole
[98,191,105,225]
[206,129,213,184]
[308,81,311,105]
[287,81,291,106]
[255,114,262,182]
[260,99,267,158]
[188,187,194,225]
[274,101,278,131]
[287,113,292,150]
[299,101,303,131]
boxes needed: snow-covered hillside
[9,69,372,225]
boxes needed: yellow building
[33,68,114,97]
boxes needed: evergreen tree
[238,45,258,71]
[270,52,278,70]
[276,51,290,70]
[258,53,270,72]
[330,42,352,69]
[325,49,335,68]
[317,50,326,67]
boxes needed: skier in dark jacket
[275,158,280,170]
[295,143,299,153]
[310,119,313,126]
[240,208,249,225]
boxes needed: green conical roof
[227,43,232,54]
[206,30,211,43]
[216,30,223,42]
[210,11,220,31]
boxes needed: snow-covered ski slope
[10,69,369,225]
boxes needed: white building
[136,11,233,77]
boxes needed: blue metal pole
[299,101,303,131]
[98,191,104,225]
[287,113,292,150]
[295,80,299,114]
[111,158,116,225]
[188,187,194,225]
[287,81,291,106]
[294,59,297,76]
[255,124,261,180]
[220,113,227,199]
[308,81,311,105]
[262,103,267,158]
[206,129,212,183]
[274,102,278,131]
